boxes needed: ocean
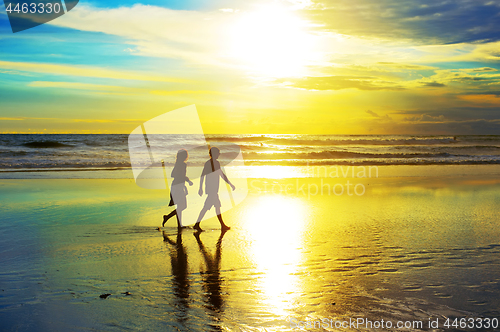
[1,135,499,173]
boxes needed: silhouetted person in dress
[163,149,193,229]
[194,147,235,232]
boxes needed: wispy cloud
[458,94,500,106]
[49,3,328,76]
[28,81,141,91]
[0,117,33,121]
[46,3,500,77]
[0,116,148,123]
[357,112,500,134]
[28,81,221,96]
[422,82,446,87]
[278,75,405,91]
[0,60,188,82]
[365,110,392,120]
[50,4,236,66]
[424,68,500,89]
[301,0,500,44]
[150,90,222,95]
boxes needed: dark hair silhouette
[176,149,189,163]
[209,147,220,158]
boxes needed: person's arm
[198,162,209,195]
[198,175,204,195]
[220,169,235,191]
[183,164,193,186]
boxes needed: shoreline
[0,164,499,179]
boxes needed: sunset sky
[1,0,500,134]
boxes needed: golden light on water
[248,165,308,179]
[244,196,306,317]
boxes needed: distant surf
[23,141,74,148]
[0,134,499,170]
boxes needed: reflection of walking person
[193,230,227,313]
[162,231,190,323]
[163,149,193,229]
[194,147,234,232]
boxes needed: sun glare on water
[244,196,307,317]
[227,5,317,78]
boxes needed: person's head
[176,149,188,163]
[209,147,220,160]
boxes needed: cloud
[28,81,140,92]
[404,114,446,122]
[420,68,500,91]
[50,4,237,66]
[366,110,380,117]
[458,94,500,105]
[71,118,148,123]
[407,118,500,134]
[415,41,500,63]
[0,116,149,123]
[395,106,500,121]
[0,117,32,121]
[28,81,221,96]
[411,118,500,134]
[468,67,498,72]
[278,75,405,91]
[376,62,436,70]
[0,60,187,82]
[150,90,222,96]
[46,3,328,79]
[43,3,500,80]
[365,110,393,120]
[422,82,446,87]
[302,0,500,44]
[358,112,500,134]
[460,91,500,96]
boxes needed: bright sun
[227,5,317,78]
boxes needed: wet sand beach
[1,165,499,331]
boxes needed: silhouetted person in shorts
[163,149,193,229]
[194,147,234,232]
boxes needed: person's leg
[215,207,230,231]
[176,210,185,228]
[194,207,208,232]
[163,209,177,227]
